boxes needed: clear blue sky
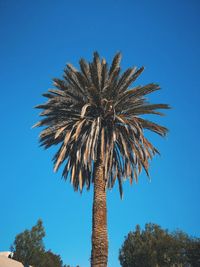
[0,0,199,266]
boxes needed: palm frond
[137,118,168,136]
[109,52,121,77]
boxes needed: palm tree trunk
[91,153,108,267]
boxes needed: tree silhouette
[119,223,200,267]
[34,52,169,266]
[11,220,67,267]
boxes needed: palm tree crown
[34,52,169,198]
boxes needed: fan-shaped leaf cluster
[34,52,169,197]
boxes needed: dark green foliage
[39,250,65,267]
[12,219,45,266]
[34,52,170,197]
[119,223,200,267]
[184,238,200,267]
[11,220,69,267]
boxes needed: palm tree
[34,52,169,267]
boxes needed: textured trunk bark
[91,154,108,267]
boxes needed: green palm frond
[34,52,170,196]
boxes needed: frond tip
[34,52,170,196]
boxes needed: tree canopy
[34,52,169,198]
[119,223,200,267]
[11,219,69,267]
